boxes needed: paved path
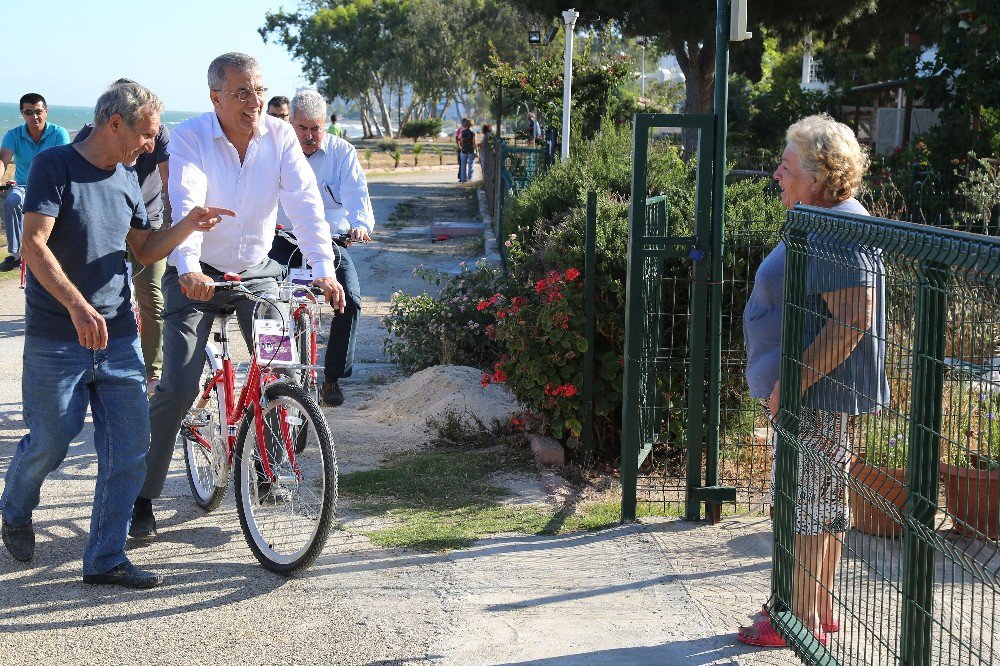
[0,171,797,666]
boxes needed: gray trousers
[141,259,283,500]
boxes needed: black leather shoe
[83,561,162,589]
[321,380,344,406]
[2,518,34,562]
[129,496,156,540]
[0,256,21,272]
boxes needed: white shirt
[278,133,374,235]
[167,112,336,278]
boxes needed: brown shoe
[320,381,344,406]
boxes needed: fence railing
[495,142,548,269]
[770,205,999,665]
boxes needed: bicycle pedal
[182,417,211,429]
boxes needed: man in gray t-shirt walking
[0,82,230,589]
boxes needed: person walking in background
[266,95,289,121]
[132,52,345,541]
[328,113,344,138]
[479,123,493,173]
[0,81,230,588]
[737,114,888,647]
[0,93,71,272]
[454,118,467,181]
[74,79,172,396]
[270,88,374,407]
[526,112,542,147]
[458,118,477,183]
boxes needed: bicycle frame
[189,311,302,485]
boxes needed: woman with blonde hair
[738,114,889,647]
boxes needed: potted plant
[850,422,908,538]
[940,404,1000,540]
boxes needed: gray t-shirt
[743,198,889,414]
[23,144,150,341]
[73,123,169,227]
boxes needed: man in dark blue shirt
[0,81,231,588]
[75,78,172,395]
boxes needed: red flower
[565,267,581,281]
[548,291,563,303]
[481,373,491,387]
[497,308,508,319]
[535,279,547,293]
[493,367,508,383]
[476,300,490,311]
[562,384,578,397]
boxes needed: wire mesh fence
[495,143,547,269]
[769,206,999,666]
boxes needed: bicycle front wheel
[293,310,319,404]
[182,344,228,511]
[234,381,337,575]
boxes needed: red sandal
[737,618,828,648]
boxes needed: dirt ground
[0,169,798,666]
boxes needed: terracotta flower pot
[940,462,1000,539]
[850,461,908,538]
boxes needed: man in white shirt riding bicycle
[132,52,346,541]
[269,87,374,407]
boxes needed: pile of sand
[363,365,521,429]
[335,365,522,472]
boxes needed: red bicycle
[179,275,337,574]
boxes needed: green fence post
[621,115,651,522]
[580,192,598,467]
[900,259,947,666]
[684,123,717,521]
[704,0,732,523]
[771,214,807,620]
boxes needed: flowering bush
[383,261,507,372]
[480,267,589,442]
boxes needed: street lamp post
[636,37,648,99]
[560,8,579,161]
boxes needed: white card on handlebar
[253,319,296,367]
[289,267,313,286]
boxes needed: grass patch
[387,200,418,224]
[340,446,624,551]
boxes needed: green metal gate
[621,113,737,521]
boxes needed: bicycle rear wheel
[181,344,228,511]
[234,381,337,575]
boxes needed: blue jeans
[1,335,150,575]
[3,185,24,255]
[460,152,475,182]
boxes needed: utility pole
[560,8,579,161]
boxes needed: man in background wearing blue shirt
[0,93,71,272]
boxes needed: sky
[0,0,309,112]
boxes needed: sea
[0,102,365,139]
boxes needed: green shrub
[392,149,402,168]
[376,137,398,153]
[383,261,507,373]
[412,143,424,166]
[490,124,786,461]
[364,148,372,167]
[401,118,443,140]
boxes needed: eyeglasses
[21,109,45,117]
[213,87,268,103]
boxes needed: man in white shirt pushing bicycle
[269,87,374,407]
[132,52,346,540]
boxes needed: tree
[505,1,936,142]
[923,1,1000,160]
[261,0,542,137]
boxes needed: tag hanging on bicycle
[289,267,313,286]
[253,319,296,367]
